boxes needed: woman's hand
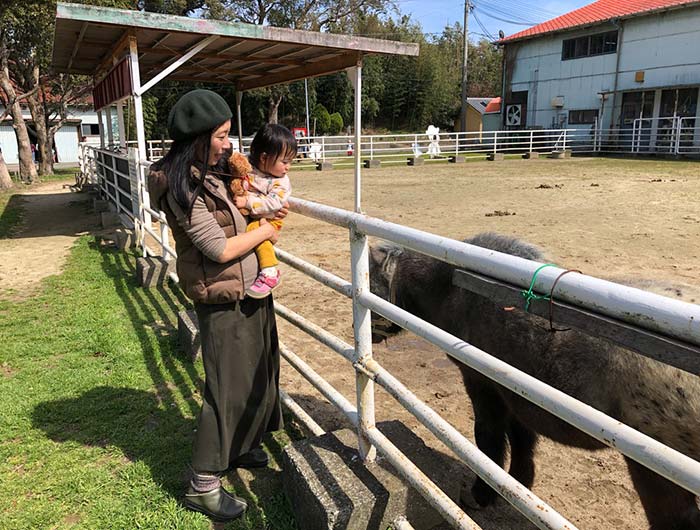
[273,202,290,221]
[259,218,279,244]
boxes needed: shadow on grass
[32,238,204,498]
[31,237,302,528]
[0,194,26,238]
[32,385,194,498]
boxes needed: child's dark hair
[249,123,297,169]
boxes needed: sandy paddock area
[3,157,699,529]
[274,156,700,530]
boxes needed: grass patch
[40,166,79,183]
[0,189,26,238]
[0,237,300,529]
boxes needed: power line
[474,8,537,26]
[474,1,541,24]
[479,0,558,20]
[471,9,496,41]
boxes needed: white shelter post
[347,58,376,462]
[304,78,311,136]
[236,91,243,153]
[113,57,127,150]
[97,110,105,148]
[105,106,114,146]
[129,36,150,257]
[129,37,147,158]
[116,101,126,149]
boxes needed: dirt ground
[273,157,700,530]
[3,157,699,529]
[0,181,98,298]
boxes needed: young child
[237,123,296,298]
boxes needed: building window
[562,31,618,60]
[568,109,598,124]
[81,124,100,136]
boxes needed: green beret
[167,89,232,141]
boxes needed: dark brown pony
[369,232,700,530]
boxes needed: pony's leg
[467,384,509,507]
[625,457,700,530]
[507,418,538,488]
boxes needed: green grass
[0,189,26,238]
[40,166,80,182]
[0,237,300,529]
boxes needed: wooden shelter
[51,1,418,177]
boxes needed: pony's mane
[376,232,544,263]
[463,232,544,261]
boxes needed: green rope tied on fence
[521,263,557,312]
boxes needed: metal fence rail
[85,140,700,530]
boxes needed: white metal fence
[115,123,699,171]
[83,142,700,530]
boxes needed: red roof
[484,97,501,113]
[500,0,700,43]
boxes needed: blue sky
[395,0,593,41]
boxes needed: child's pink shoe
[246,271,281,299]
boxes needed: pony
[368,232,700,530]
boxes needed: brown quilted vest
[148,166,247,304]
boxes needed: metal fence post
[350,226,376,462]
[321,137,326,162]
[529,130,533,152]
[455,132,460,156]
[493,131,498,154]
[370,136,374,160]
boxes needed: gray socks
[190,471,221,493]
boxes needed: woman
[147,89,284,522]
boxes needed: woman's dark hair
[150,132,211,217]
[248,123,297,169]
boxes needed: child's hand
[234,195,247,209]
[273,202,290,221]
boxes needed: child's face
[261,151,294,178]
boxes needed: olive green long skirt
[192,296,283,473]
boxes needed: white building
[499,0,700,150]
[0,104,102,165]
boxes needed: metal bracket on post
[135,35,218,96]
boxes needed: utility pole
[461,0,470,132]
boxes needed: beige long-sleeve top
[166,175,258,288]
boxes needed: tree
[312,104,331,135]
[0,1,43,183]
[329,112,343,134]
[0,147,11,189]
[205,0,393,122]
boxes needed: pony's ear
[370,245,401,280]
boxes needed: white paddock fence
[81,142,700,530]
[117,119,700,168]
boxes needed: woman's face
[208,121,231,166]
